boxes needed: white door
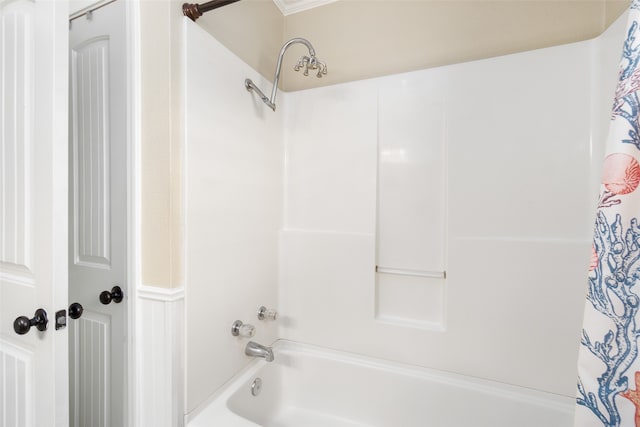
[0,0,69,426]
[68,1,127,426]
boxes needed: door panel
[0,341,32,427]
[71,38,111,268]
[69,312,111,427]
[72,36,112,269]
[0,2,33,277]
[1,0,35,287]
[69,1,126,426]
[0,0,69,425]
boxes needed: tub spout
[245,341,274,362]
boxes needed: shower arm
[245,38,317,112]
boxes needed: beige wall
[281,0,631,91]
[197,0,631,92]
[140,0,184,288]
[139,0,282,288]
[197,0,283,80]
[140,0,630,288]
[607,0,630,25]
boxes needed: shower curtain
[575,1,640,426]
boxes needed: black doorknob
[100,285,124,305]
[13,309,48,335]
[69,302,84,319]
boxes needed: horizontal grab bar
[376,266,446,279]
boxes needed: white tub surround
[183,8,628,419]
[279,14,627,398]
[187,341,574,427]
[183,20,283,413]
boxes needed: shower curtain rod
[183,0,241,21]
[69,0,117,22]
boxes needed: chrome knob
[257,306,278,321]
[231,320,255,338]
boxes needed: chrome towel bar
[376,266,446,279]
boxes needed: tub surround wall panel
[375,72,448,328]
[283,83,378,234]
[377,74,447,274]
[446,239,591,393]
[447,42,593,242]
[184,22,282,414]
[280,18,625,397]
[375,274,445,329]
[279,231,376,348]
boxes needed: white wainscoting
[137,285,184,427]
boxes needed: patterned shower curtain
[575,1,640,426]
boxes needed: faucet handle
[231,320,255,338]
[257,306,278,321]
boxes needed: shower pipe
[245,37,327,111]
[183,0,241,21]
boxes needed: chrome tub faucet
[245,341,274,362]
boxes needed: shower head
[294,55,328,78]
[245,37,327,112]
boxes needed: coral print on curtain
[576,1,640,426]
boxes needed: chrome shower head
[245,37,327,111]
[294,55,328,78]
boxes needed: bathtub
[187,340,574,427]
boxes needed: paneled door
[68,1,127,426]
[0,0,69,426]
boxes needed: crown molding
[272,0,338,16]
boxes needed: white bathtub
[187,341,574,427]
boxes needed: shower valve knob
[231,320,255,338]
[257,306,278,321]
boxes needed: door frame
[125,2,140,426]
[68,1,140,426]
